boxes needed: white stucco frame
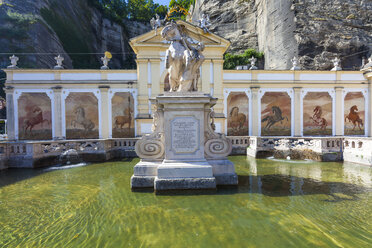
[13,89,55,140]
[61,89,101,139]
[342,88,368,137]
[108,88,138,138]
[258,88,294,137]
[223,88,251,136]
[301,88,336,136]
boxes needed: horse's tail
[262,116,269,123]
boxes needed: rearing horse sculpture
[161,21,205,92]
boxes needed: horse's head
[313,106,321,113]
[32,106,42,113]
[74,107,85,117]
[230,107,239,117]
[161,21,182,41]
[351,105,358,112]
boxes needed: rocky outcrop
[0,0,150,69]
[192,0,371,70]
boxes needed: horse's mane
[230,107,239,117]
[272,106,282,116]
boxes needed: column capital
[4,86,14,94]
[250,86,260,91]
[293,87,302,91]
[334,86,344,91]
[51,85,63,92]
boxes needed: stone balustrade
[227,136,250,154]
[343,137,372,166]
[247,136,344,161]
[0,138,139,169]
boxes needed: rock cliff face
[0,0,150,69]
[192,0,372,70]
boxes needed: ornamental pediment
[130,20,230,54]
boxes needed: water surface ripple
[0,157,371,247]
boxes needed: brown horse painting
[23,106,50,134]
[228,107,247,133]
[310,106,327,130]
[115,108,133,129]
[345,105,363,131]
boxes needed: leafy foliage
[223,49,264,70]
[88,0,169,22]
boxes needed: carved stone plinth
[131,93,238,191]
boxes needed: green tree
[223,49,264,70]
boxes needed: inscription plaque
[171,117,199,153]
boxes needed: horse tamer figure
[161,21,205,92]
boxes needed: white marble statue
[7,55,19,69]
[291,56,301,70]
[101,55,110,70]
[331,57,342,71]
[162,21,205,92]
[199,13,211,33]
[54,55,64,69]
[249,56,258,70]
[150,14,164,35]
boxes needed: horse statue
[345,105,363,131]
[161,21,205,92]
[262,106,288,130]
[71,107,95,131]
[310,106,327,130]
[228,107,247,133]
[23,106,49,134]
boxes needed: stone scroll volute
[204,110,232,159]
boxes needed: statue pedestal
[131,93,237,191]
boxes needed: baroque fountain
[131,21,238,191]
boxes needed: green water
[0,157,371,248]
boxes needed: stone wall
[192,0,371,70]
[0,0,150,69]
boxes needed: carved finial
[249,56,258,70]
[290,56,301,70]
[199,13,211,33]
[101,51,112,70]
[54,55,64,69]
[150,14,164,35]
[331,57,342,71]
[7,55,19,69]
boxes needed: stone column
[293,87,302,136]
[250,87,260,136]
[99,86,110,139]
[4,86,15,140]
[150,59,161,97]
[201,60,211,94]
[362,69,372,136]
[51,86,64,140]
[136,59,150,118]
[335,87,344,136]
[212,59,224,114]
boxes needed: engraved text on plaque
[171,117,199,153]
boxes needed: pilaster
[335,87,344,136]
[201,60,211,94]
[99,86,110,139]
[51,86,63,140]
[213,59,224,114]
[250,87,260,136]
[4,86,15,140]
[150,59,161,96]
[293,87,302,136]
[136,59,150,117]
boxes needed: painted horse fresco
[262,106,288,130]
[71,107,95,131]
[115,108,133,129]
[310,106,327,130]
[229,107,247,133]
[23,106,49,134]
[345,105,363,131]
